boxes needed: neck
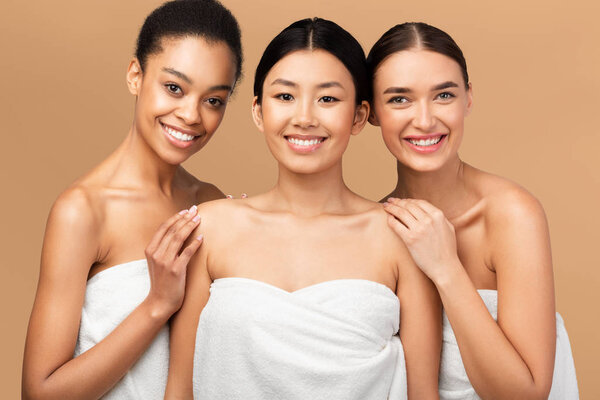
[269,161,353,217]
[390,156,468,219]
[112,125,180,197]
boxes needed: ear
[465,82,473,116]
[368,106,380,126]
[351,100,370,136]
[126,58,143,96]
[251,96,264,132]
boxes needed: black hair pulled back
[254,17,368,105]
[135,0,243,83]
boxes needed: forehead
[266,49,354,86]
[145,36,236,82]
[374,49,463,88]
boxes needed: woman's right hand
[144,205,203,319]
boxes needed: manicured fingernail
[179,209,188,215]
[241,193,248,198]
[226,194,233,199]
[383,201,389,206]
[189,205,197,214]
[196,234,204,241]
[193,215,201,223]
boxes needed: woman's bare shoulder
[466,165,547,235]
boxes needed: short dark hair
[367,22,469,93]
[253,17,368,105]
[135,0,243,84]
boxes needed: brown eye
[206,97,224,107]
[165,83,182,94]
[319,96,338,103]
[276,93,293,101]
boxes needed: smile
[406,135,444,147]
[162,123,196,142]
[403,134,447,154]
[284,135,327,153]
[286,137,325,146]
[160,122,203,149]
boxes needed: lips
[403,134,447,153]
[284,135,327,153]
[160,122,203,149]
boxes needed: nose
[175,98,202,126]
[291,99,318,128]
[412,101,436,131]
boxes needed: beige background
[2,0,599,397]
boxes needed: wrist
[141,295,177,323]
[431,258,465,290]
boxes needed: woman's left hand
[383,198,460,282]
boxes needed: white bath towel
[74,259,169,399]
[193,278,406,399]
[439,289,579,399]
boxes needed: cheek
[440,105,466,133]
[201,108,227,133]
[377,109,409,141]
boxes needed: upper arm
[165,212,213,399]
[489,189,556,387]
[23,189,101,388]
[395,237,442,398]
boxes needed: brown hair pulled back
[367,22,469,97]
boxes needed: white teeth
[287,137,324,146]
[407,136,443,146]
[163,124,196,142]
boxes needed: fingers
[145,208,189,255]
[177,234,204,266]
[164,210,202,257]
[226,193,248,199]
[387,214,409,238]
[383,200,418,228]
[157,205,200,257]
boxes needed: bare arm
[164,222,212,399]
[22,191,202,400]
[396,242,442,400]
[385,196,555,399]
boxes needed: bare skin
[165,49,441,400]
[22,36,237,400]
[372,49,555,399]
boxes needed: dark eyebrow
[383,87,410,94]
[270,79,343,90]
[432,81,459,91]
[208,84,233,92]
[271,78,297,87]
[162,67,192,84]
[317,81,343,89]
[383,81,460,95]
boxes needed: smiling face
[371,49,472,172]
[127,36,237,165]
[252,49,368,175]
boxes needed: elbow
[475,380,551,400]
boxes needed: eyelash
[319,96,338,103]
[389,96,408,104]
[206,98,224,107]
[275,93,294,101]
[387,92,456,104]
[274,94,339,103]
[165,83,182,95]
[437,92,455,100]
